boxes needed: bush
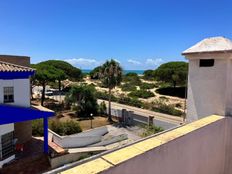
[65,84,99,117]
[32,119,44,136]
[143,70,155,80]
[139,83,157,90]
[98,101,107,115]
[156,86,186,98]
[152,99,183,116]
[120,83,137,92]
[32,119,82,136]
[128,90,155,99]
[141,125,164,137]
[118,96,143,108]
[123,73,141,86]
[49,120,82,136]
[96,91,117,102]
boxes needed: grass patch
[128,90,155,99]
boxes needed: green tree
[89,66,102,79]
[33,64,64,106]
[143,70,155,80]
[37,60,82,81]
[99,59,123,121]
[123,72,141,86]
[65,84,98,117]
[154,61,188,88]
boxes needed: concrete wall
[49,152,88,169]
[69,126,108,137]
[186,53,232,122]
[101,118,228,174]
[14,121,32,144]
[0,79,30,107]
[49,127,108,148]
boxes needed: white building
[182,36,232,122]
[0,55,54,167]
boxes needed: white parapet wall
[48,126,108,148]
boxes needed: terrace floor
[0,138,51,174]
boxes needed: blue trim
[0,71,35,79]
[0,104,54,125]
[43,117,49,154]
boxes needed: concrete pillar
[148,116,154,126]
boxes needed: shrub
[96,91,117,102]
[32,119,82,136]
[49,120,82,136]
[123,73,141,86]
[139,83,157,90]
[120,83,137,92]
[128,90,155,99]
[152,99,183,116]
[141,125,164,137]
[143,70,155,80]
[65,84,99,117]
[159,96,169,101]
[98,101,107,115]
[32,119,44,136]
[118,96,143,108]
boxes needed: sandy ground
[82,76,185,112]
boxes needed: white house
[0,55,54,167]
[182,36,232,122]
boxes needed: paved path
[98,99,183,129]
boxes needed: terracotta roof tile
[0,61,35,72]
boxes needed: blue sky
[0,0,231,70]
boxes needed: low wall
[48,126,108,148]
[54,115,232,174]
[69,126,108,137]
[102,116,227,174]
[49,152,88,169]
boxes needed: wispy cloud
[127,59,141,65]
[64,58,100,67]
[113,58,121,63]
[145,58,163,66]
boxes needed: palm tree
[100,59,123,122]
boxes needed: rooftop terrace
[46,115,232,174]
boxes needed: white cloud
[64,58,100,66]
[127,59,141,65]
[145,58,163,66]
[113,59,121,63]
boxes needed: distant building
[182,36,232,122]
[0,55,54,167]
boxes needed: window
[1,132,14,160]
[3,87,14,103]
[199,59,214,67]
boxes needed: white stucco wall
[186,53,232,122]
[0,79,30,107]
[48,128,107,148]
[0,79,30,167]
